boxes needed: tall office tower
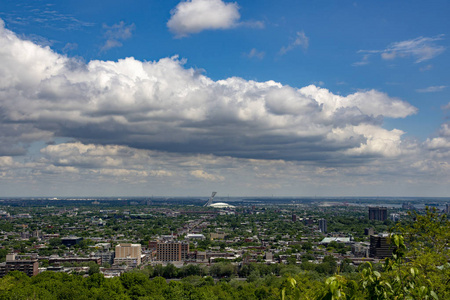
[445,204,450,214]
[292,214,297,222]
[368,207,388,221]
[319,219,327,234]
[114,243,142,266]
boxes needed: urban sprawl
[0,197,448,280]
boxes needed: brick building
[114,243,141,266]
[368,207,387,221]
[155,241,189,262]
[0,254,38,277]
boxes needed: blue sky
[0,0,449,197]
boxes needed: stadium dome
[209,202,235,209]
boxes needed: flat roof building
[320,237,351,245]
[114,243,141,266]
[368,207,387,221]
[369,234,393,258]
[156,241,189,262]
[0,254,38,278]
[185,234,205,240]
[61,236,83,247]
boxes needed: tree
[162,263,178,278]
[88,262,100,275]
[302,242,313,251]
[0,248,8,263]
[49,237,62,247]
[85,273,105,289]
[119,272,150,290]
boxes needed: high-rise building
[368,207,388,221]
[445,203,450,214]
[369,234,393,258]
[292,214,297,222]
[319,219,327,234]
[156,241,190,262]
[114,243,141,266]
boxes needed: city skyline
[0,0,449,197]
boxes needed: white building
[185,234,206,240]
[114,243,141,266]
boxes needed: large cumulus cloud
[0,20,419,165]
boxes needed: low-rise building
[185,234,205,240]
[47,255,101,266]
[0,254,38,277]
[95,251,115,265]
[319,237,352,246]
[61,236,83,247]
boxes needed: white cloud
[167,0,240,37]
[0,19,450,196]
[2,19,448,196]
[424,123,450,160]
[382,35,445,63]
[62,42,78,53]
[342,125,405,157]
[0,156,14,168]
[299,85,417,118]
[191,169,224,181]
[240,20,264,29]
[39,142,180,179]
[101,21,135,52]
[245,48,265,59]
[1,5,94,31]
[352,54,370,66]
[419,64,433,72]
[416,85,446,93]
[2,138,449,197]
[0,21,418,164]
[279,31,309,55]
[426,137,450,150]
[358,35,445,64]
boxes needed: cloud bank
[0,19,448,196]
[0,20,418,163]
